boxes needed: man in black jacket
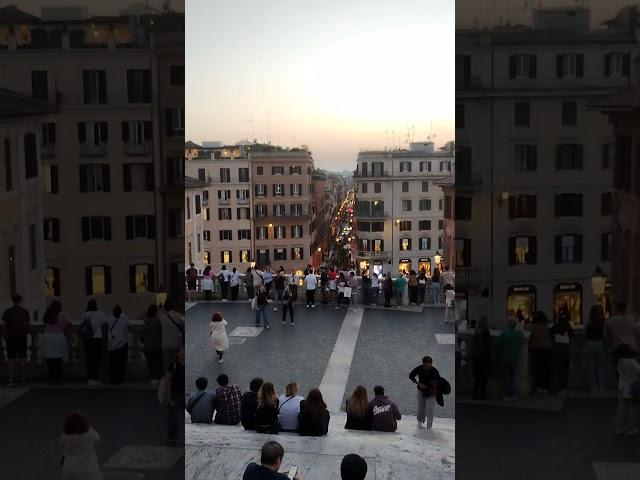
[240,377,264,430]
[409,355,440,429]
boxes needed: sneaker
[311,304,316,308]
[282,320,286,324]
[218,358,224,364]
[291,322,295,326]
[273,307,279,311]
[306,304,310,308]
[417,421,425,429]
[222,299,228,302]
[265,325,270,329]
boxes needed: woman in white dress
[60,411,101,480]
[210,312,229,364]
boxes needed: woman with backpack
[80,300,107,385]
[41,301,71,384]
[107,306,129,384]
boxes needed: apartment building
[455,6,639,327]
[184,176,208,274]
[0,6,184,317]
[0,88,57,318]
[354,142,453,276]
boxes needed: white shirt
[220,270,232,282]
[305,274,317,290]
[288,274,298,285]
[81,311,107,339]
[278,394,304,431]
[60,428,101,480]
[107,314,129,351]
[230,271,240,287]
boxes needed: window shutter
[81,217,90,241]
[147,264,156,291]
[79,165,87,193]
[604,53,611,77]
[53,218,60,242]
[102,165,111,192]
[145,164,154,191]
[125,216,133,239]
[528,236,537,264]
[554,195,561,217]
[530,145,538,170]
[575,235,583,262]
[622,53,631,77]
[129,265,136,293]
[529,55,536,78]
[144,121,152,139]
[576,144,584,169]
[166,157,174,185]
[165,109,173,137]
[555,236,562,263]
[100,122,108,142]
[122,122,129,142]
[51,165,59,193]
[78,123,86,143]
[49,123,56,143]
[147,215,155,239]
[126,70,134,103]
[85,267,92,295]
[508,55,516,79]
[272,184,276,196]
[556,55,563,78]
[143,70,151,102]
[104,217,111,240]
[168,210,177,238]
[576,54,584,78]
[98,71,107,103]
[508,196,516,218]
[83,70,91,103]
[508,237,516,265]
[123,164,132,191]
[104,266,112,294]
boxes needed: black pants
[231,285,239,300]
[553,344,571,392]
[472,357,490,398]
[220,281,229,299]
[246,285,254,299]
[204,290,212,301]
[84,338,103,381]
[167,398,184,442]
[409,286,418,304]
[145,349,164,380]
[282,303,294,323]
[47,358,63,383]
[290,285,298,301]
[109,345,128,384]
[530,348,552,392]
[265,282,273,298]
[384,290,392,307]
[306,289,315,305]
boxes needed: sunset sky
[186,0,455,171]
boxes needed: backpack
[79,313,94,341]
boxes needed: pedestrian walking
[210,312,229,364]
[107,306,129,384]
[304,268,317,308]
[320,267,329,304]
[263,265,274,299]
[444,285,455,323]
[361,273,371,305]
[408,270,418,305]
[550,306,573,394]
[201,266,214,301]
[329,267,338,305]
[288,269,299,301]
[585,304,607,393]
[498,317,524,400]
[409,356,440,429]
[370,272,380,306]
[1,293,30,386]
[41,300,70,384]
[394,274,406,307]
[60,412,101,480]
[273,270,285,311]
[230,267,241,301]
[471,316,492,400]
[282,284,295,325]
[80,300,108,385]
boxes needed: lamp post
[434,250,441,268]
[590,265,607,311]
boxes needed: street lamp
[591,265,607,311]
[434,250,441,266]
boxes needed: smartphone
[287,465,298,479]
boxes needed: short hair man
[242,441,303,479]
[341,454,368,480]
[214,374,242,425]
[1,294,30,386]
[186,376,217,424]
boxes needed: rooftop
[0,87,58,118]
[184,176,208,189]
[588,86,640,111]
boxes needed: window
[24,133,38,179]
[555,193,583,217]
[237,207,251,220]
[455,238,471,267]
[275,226,286,239]
[165,108,184,136]
[400,238,412,251]
[290,165,302,175]
[43,218,60,242]
[274,248,287,261]
[82,70,107,104]
[601,233,612,262]
[402,200,412,212]
[45,267,60,296]
[456,104,465,129]
[401,181,409,192]
[605,52,630,78]
[203,230,211,241]
[360,162,368,176]
[602,142,613,170]
[219,230,232,241]
[256,226,268,240]
[360,183,368,194]
[255,184,267,197]
[129,264,155,293]
[422,181,428,192]
[257,166,264,175]
[237,189,250,202]
[186,197,191,221]
[556,144,583,170]
[4,139,12,191]
[238,229,251,240]
[168,209,184,238]
[458,146,472,176]
[78,121,108,150]
[79,164,110,192]
[456,54,471,89]
[561,102,578,126]
[509,236,537,265]
[273,204,286,217]
[455,196,472,221]
[166,156,183,185]
[256,249,270,266]
[357,221,370,232]
[291,225,303,238]
[419,220,431,231]
[221,251,232,263]
[218,189,231,204]
[291,247,304,261]
[85,265,112,295]
[509,195,537,218]
[255,205,267,217]
[509,54,537,79]
[31,70,48,101]
[557,53,584,78]
[419,199,431,211]
[514,102,530,127]
[438,199,444,211]
[515,145,537,171]
[273,184,284,196]
[29,224,37,269]
[601,192,612,216]
[240,250,250,263]
[82,216,112,241]
[419,237,431,250]
[122,121,152,152]
[398,221,412,232]
[272,166,284,175]
[123,163,154,192]
[371,221,384,232]
[291,204,303,216]
[219,168,230,183]
[170,65,185,85]
[359,239,370,252]
[43,164,59,193]
[41,122,56,157]
[555,234,582,263]
[125,215,155,239]
[420,161,431,172]
[399,161,412,173]
[218,208,232,220]
[374,182,381,193]
[371,162,384,176]
[203,208,210,221]
[372,239,384,252]
[439,220,444,230]
[127,69,152,103]
[238,168,249,182]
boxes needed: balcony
[124,141,152,156]
[353,170,389,178]
[237,197,250,205]
[219,198,230,205]
[80,142,107,157]
[455,172,482,186]
[455,267,484,285]
[355,210,388,219]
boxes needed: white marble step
[186,412,454,480]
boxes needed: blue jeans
[255,305,269,327]
[371,287,379,305]
[431,282,441,304]
[585,340,606,392]
[417,285,426,304]
[502,361,517,398]
[276,289,284,305]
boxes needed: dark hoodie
[369,395,401,432]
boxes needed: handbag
[343,287,352,298]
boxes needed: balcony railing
[355,210,388,218]
[353,170,389,178]
[355,250,389,258]
[80,142,107,157]
[219,198,230,205]
[237,197,250,205]
[456,267,483,285]
[124,141,152,156]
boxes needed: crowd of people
[469,301,640,436]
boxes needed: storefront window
[507,285,536,324]
[418,257,431,276]
[553,283,582,327]
[398,259,412,274]
[359,260,369,274]
[373,262,383,277]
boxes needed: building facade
[456,6,639,327]
[184,176,208,274]
[354,142,453,276]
